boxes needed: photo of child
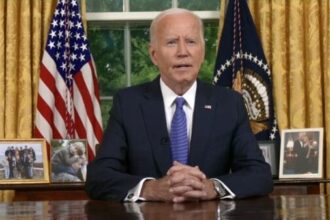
[50,139,87,183]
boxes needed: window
[86,0,220,126]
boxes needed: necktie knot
[175,97,185,109]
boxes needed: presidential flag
[213,0,279,141]
[35,0,103,161]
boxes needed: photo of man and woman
[50,139,87,183]
[280,128,323,178]
[0,141,46,182]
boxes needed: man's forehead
[156,16,202,36]
[158,12,199,26]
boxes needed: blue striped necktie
[170,97,188,164]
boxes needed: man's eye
[187,40,196,44]
[167,41,176,45]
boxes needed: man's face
[69,145,77,154]
[299,132,307,141]
[149,12,205,94]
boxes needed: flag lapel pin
[204,105,212,110]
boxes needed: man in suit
[293,132,310,174]
[85,8,273,202]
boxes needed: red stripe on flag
[36,94,54,128]
[34,126,44,140]
[90,60,101,100]
[40,64,56,91]
[86,143,95,161]
[35,95,63,141]
[90,62,103,144]
[53,89,68,125]
[74,108,87,138]
[74,69,103,141]
[74,108,96,160]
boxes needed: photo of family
[50,139,88,183]
[0,139,49,184]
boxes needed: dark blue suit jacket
[85,77,273,201]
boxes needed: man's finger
[168,164,206,180]
[169,175,205,190]
[182,190,207,199]
[169,185,193,195]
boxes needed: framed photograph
[0,139,49,184]
[258,141,278,177]
[50,139,88,183]
[279,128,324,179]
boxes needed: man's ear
[148,43,158,66]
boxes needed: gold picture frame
[279,128,324,179]
[0,139,49,184]
[50,139,88,183]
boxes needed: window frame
[87,11,219,22]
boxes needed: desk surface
[1,195,328,219]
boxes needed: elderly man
[86,8,273,202]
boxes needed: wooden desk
[1,179,327,201]
[0,195,328,219]
[272,178,329,195]
[0,183,88,201]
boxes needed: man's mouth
[173,64,192,68]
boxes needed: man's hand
[167,161,218,203]
[140,176,173,202]
[141,162,218,202]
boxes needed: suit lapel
[188,81,215,166]
[141,78,172,175]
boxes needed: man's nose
[177,40,189,57]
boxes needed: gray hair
[149,8,204,43]
[70,142,85,155]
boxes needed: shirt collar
[160,78,197,110]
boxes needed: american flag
[35,0,103,161]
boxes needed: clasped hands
[141,161,217,203]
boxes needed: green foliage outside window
[130,0,171,11]
[88,25,126,96]
[179,0,219,11]
[100,99,113,126]
[130,26,159,86]
[86,0,122,12]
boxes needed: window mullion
[123,0,130,12]
[123,0,131,87]
[172,0,178,8]
[124,22,131,87]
